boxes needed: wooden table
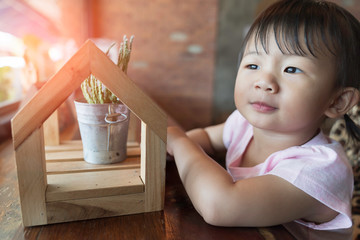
[0,139,294,240]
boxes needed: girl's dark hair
[239,0,360,142]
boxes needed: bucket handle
[105,113,127,124]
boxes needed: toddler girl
[167,0,360,239]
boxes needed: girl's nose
[254,74,279,94]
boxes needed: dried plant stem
[81,35,134,104]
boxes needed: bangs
[248,0,338,57]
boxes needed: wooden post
[141,122,166,212]
[127,112,141,142]
[43,110,60,146]
[15,126,47,226]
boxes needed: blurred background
[0,0,359,142]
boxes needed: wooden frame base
[43,140,149,224]
[15,124,166,227]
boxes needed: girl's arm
[185,123,226,156]
[167,126,337,227]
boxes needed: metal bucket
[74,99,129,164]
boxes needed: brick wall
[57,0,360,130]
[89,0,218,130]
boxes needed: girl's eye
[246,64,259,70]
[284,66,302,74]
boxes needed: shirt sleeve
[265,143,353,230]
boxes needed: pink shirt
[223,110,353,240]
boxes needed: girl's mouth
[251,102,277,113]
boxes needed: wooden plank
[43,110,60,146]
[46,193,145,224]
[46,150,84,162]
[89,41,167,142]
[140,122,167,212]
[45,147,140,162]
[11,41,91,149]
[14,127,47,226]
[45,140,140,152]
[46,169,144,202]
[45,140,83,152]
[46,157,140,174]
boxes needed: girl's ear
[325,87,360,118]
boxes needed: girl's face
[235,33,338,137]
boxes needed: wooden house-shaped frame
[11,40,167,227]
